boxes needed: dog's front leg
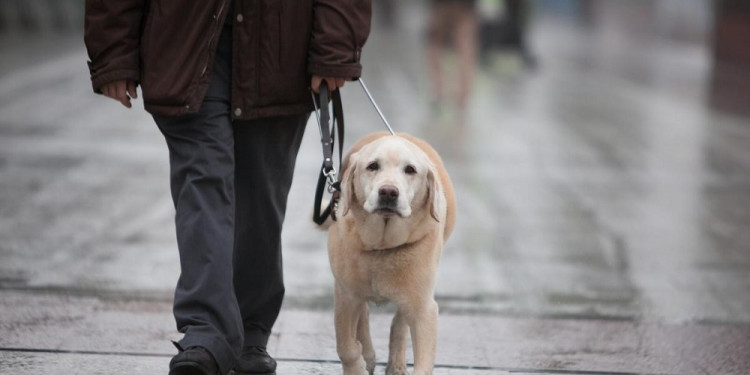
[335,285,369,375]
[385,310,409,375]
[357,303,376,374]
[408,299,439,375]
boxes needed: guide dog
[325,132,456,375]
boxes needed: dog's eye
[366,161,380,171]
[404,165,417,175]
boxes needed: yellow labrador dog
[326,132,456,375]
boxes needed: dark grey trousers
[154,21,308,375]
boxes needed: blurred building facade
[525,0,750,118]
[3,0,748,119]
[0,0,83,33]
[711,0,750,117]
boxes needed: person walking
[84,1,371,374]
[426,0,478,113]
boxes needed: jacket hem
[307,63,362,79]
[144,101,314,120]
[236,102,315,120]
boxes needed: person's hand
[101,80,138,108]
[311,75,347,93]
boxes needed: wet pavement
[2,1,750,374]
[3,291,749,375]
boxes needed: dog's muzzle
[375,185,400,214]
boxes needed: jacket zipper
[202,0,227,77]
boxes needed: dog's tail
[312,199,335,230]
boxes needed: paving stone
[2,291,748,375]
[0,350,509,375]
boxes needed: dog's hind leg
[357,303,376,375]
[385,310,409,375]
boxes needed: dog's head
[339,136,441,222]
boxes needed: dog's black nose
[378,185,399,203]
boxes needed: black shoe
[169,342,220,375]
[234,346,276,375]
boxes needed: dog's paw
[343,368,370,375]
[342,357,370,375]
[364,357,376,375]
[385,363,409,375]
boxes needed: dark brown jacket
[84,0,371,119]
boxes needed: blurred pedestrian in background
[377,0,397,27]
[426,0,479,117]
[477,0,536,68]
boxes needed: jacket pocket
[261,0,281,73]
[278,3,283,73]
[139,0,156,71]
[258,0,311,106]
[140,1,218,107]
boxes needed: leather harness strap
[312,81,344,225]
[311,78,393,226]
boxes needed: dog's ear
[338,152,359,217]
[427,165,443,222]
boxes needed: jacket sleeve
[308,0,371,79]
[84,0,146,93]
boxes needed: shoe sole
[169,362,215,375]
